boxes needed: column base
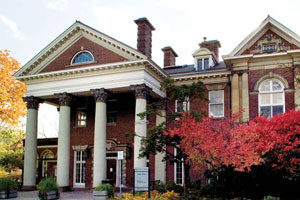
[59,186,73,192]
[20,185,36,191]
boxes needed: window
[209,90,224,118]
[197,59,203,71]
[175,97,190,113]
[204,58,209,69]
[71,51,94,65]
[263,44,276,52]
[41,150,55,178]
[174,148,184,185]
[77,111,87,127]
[197,58,211,71]
[107,100,117,124]
[74,151,86,187]
[259,79,285,118]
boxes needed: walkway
[17,190,94,200]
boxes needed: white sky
[1,0,300,137]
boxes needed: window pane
[210,91,223,104]
[272,80,282,91]
[73,52,93,64]
[272,93,283,104]
[204,58,209,69]
[260,80,271,92]
[260,106,271,118]
[260,93,271,105]
[197,59,202,71]
[210,104,223,117]
[273,106,283,116]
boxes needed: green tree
[138,78,206,194]
[0,126,24,172]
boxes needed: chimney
[134,17,155,58]
[162,46,178,67]
[199,38,221,62]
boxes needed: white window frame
[175,97,190,113]
[70,50,94,66]
[208,90,224,118]
[174,148,184,186]
[258,79,285,118]
[73,151,86,188]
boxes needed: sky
[1,0,300,137]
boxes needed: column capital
[130,84,152,99]
[91,88,110,103]
[55,93,72,106]
[23,96,43,110]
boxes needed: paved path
[16,190,94,200]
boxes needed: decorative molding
[23,96,43,110]
[91,88,110,103]
[130,84,152,99]
[205,84,226,91]
[253,73,289,91]
[72,145,88,151]
[250,33,290,54]
[55,92,72,106]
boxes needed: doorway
[106,159,116,185]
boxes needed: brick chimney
[162,46,178,67]
[199,38,221,62]
[134,17,155,58]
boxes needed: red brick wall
[249,67,294,120]
[68,92,158,188]
[40,37,128,73]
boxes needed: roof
[164,61,227,75]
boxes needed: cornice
[170,70,231,82]
[17,60,169,83]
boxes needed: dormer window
[71,51,94,65]
[197,58,210,71]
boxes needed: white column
[91,88,109,187]
[131,84,152,168]
[23,97,40,189]
[56,93,72,189]
[155,108,166,183]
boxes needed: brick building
[15,16,300,190]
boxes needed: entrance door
[73,151,86,187]
[106,159,116,185]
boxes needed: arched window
[71,51,94,65]
[259,79,285,118]
[41,150,55,177]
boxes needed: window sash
[209,90,224,118]
[259,79,285,118]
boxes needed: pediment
[229,16,300,56]
[15,21,147,77]
[193,48,211,57]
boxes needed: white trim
[258,79,285,118]
[70,50,94,65]
[208,90,224,118]
[174,148,184,186]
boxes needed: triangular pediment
[15,21,147,77]
[228,16,300,56]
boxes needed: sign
[117,151,123,160]
[134,167,149,191]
